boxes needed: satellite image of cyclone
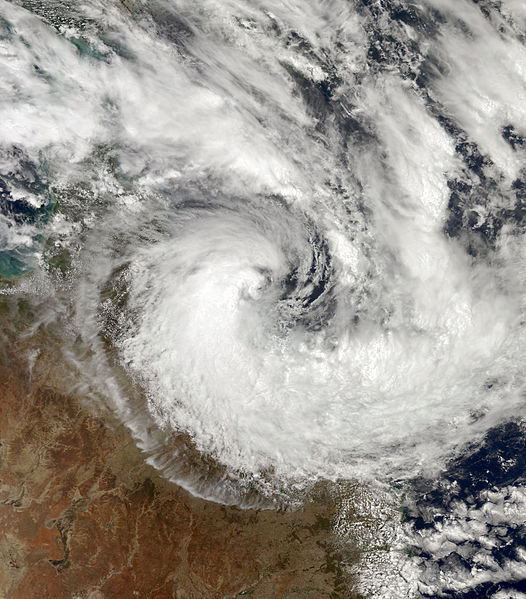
[0,0,525,598]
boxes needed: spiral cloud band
[113,183,522,488]
[0,0,524,505]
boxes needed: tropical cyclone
[1,0,524,499]
[1,0,525,595]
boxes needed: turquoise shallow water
[1,1,525,596]
[0,189,54,278]
[0,252,30,277]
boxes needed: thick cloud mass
[1,0,525,594]
[1,0,524,490]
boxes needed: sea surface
[1,0,525,596]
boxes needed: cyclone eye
[278,232,335,332]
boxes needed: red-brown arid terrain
[0,300,360,599]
